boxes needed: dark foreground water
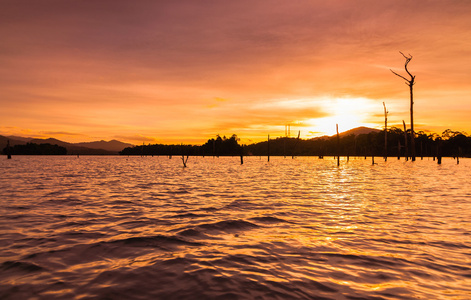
[1,156,470,299]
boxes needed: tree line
[120,134,243,157]
[3,143,67,155]
[119,129,471,158]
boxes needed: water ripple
[0,156,470,299]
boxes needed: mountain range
[1,127,381,155]
[0,136,134,155]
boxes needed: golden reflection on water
[0,156,470,299]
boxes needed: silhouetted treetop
[118,130,471,158]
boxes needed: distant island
[2,127,470,157]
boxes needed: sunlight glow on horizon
[304,97,380,137]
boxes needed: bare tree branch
[399,51,415,80]
[390,69,409,82]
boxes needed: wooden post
[383,102,388,161]
[181,155,189,167]
[284,126,287,159]
[212,139,215,158]
[421,141,423,160]
[336,124,340,167]
[354,135,357,156]
[6,140,12,159]
[403,120,408,161]
[240,145,244,165]
[397,140,401,160]
[292,130,301,159]
[437,142,442,165]
[267,134,270,162]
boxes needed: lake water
[1,156,470,299]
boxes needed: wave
[1,261,44,273]
[168,212,207,219]
[108,235,203,248]
[197,220,260,232]
[249,216,291,224]
[18,234,204,269]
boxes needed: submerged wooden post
[181,143,189,167]
[240,145,244,165]
[292,130,300,159]
[181,155,189,167]
[267,134,270,162]
[283,138,286,158]
[437,142,442,165]
[383,102,388,161]
[336,124,340,167]
[354,135,357,156]
[6,140,12,159]
[421,142,423,160]
[212,139,215,158]
[403,120,409,161]
[397,140,401,160]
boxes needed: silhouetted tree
[391,52,416,161]
[118,130,471,158]
[5,143,67,155]
[383,102,388,160]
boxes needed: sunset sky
[1,0,471,145]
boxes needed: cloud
[113,135,158,144]
[40,131,86,137]
[204,99,329,136]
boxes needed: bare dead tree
[383,102,388,161]
[403,120,408,161]
[391,52,416,161]
[181,155,189,167]
[181,143,189,167]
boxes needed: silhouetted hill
[339,126,381,137]
[0,135,27,151]
[30,138,70,148]
[29,138,116,155]
[74,140,134,152]
[2,135,132,155]
[307,127,380,141]
[6,135,33,143]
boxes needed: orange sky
[1,0,471,145]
